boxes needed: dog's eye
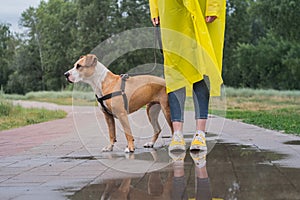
[76,64,82,69]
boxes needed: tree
[251,0,300,42]
[35,0,77,90]
[75,0,116,55]
[3,0,298,93]
[0,23,15,92]
[223,0,256,87]
[223,0,300,90]
[6,41,43,94]
[105,0,156,74]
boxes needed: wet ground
[68,142,300,200]
[0,101,300,199]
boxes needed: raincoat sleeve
[149,0,159,19]
[206,0,223,18]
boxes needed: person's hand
[152,17,160,26]
[205,16,217,23]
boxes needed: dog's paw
[124,147,135,153]
[143,142,154,148]
[102,145,113,152]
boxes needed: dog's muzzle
[64,72,73,83]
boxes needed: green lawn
[224,88,300,135]
[226,107,300,135]
[1,88,299,135]
[0,100,66,131]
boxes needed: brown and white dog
[64,54,172,153]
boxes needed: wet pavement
[69,143,300,200]
[0,101,300,199]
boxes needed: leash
[125,25,162,76]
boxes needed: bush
[234,33,299,90]
[0,100,12,116]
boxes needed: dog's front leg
[117,113,135,153]
[102,112,116,152]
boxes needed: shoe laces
[173,132,183,142]
[194,131,205,141]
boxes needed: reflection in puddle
[68,143,300,200]
[284,140,300,145]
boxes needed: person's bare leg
[173,121,183,132]
[195,165,208,178]
[196,119,207,132]
[172,161,188,200]
[195,166,212,200]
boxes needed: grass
[224,87,300,135]
[184,87,300,135]
[0,100,67,131]
[1,90,96,106]
[1,87,300,135]
[226,108,300,134]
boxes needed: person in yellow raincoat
[149,0,226,152]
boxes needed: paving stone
[0,101,299,199]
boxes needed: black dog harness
[95,74,129,117]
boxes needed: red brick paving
[0,101,74,157]
[0,117,75,157]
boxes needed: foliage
[0,99,66,131]
[224,87,300,135]
[223,0,300,90]
[234,33,300,89]
[226,108,300,135]
[0,0,299,94]
[225,87,300,98]
[3,88,299,134]
[37,0,77,90]
[0,23,16,92]
[0,100,12,116]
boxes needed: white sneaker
[190,150,207,168]
[190,130,207,151]
[168,131,186,152]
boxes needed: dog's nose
[64,72,70,78]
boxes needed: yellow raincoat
[149,0,226,96]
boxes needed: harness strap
[120,74,129,113]
[96,74,129,117]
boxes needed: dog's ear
[85,54,98,67]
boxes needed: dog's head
[64,54,98,83]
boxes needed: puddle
[67,143,300,200]
[61,156,96,160]
[284,140,300,145]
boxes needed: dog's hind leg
[160,98,173,134]
[144,103,162,148]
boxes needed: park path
[0,100,300,199]
[0,101,74,157]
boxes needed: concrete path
[0,100,299,199]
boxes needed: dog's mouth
[64,72,74,83]
[66,78,74,84]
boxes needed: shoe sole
[190,145,207,151]
[169,145,186,152]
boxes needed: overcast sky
[0,0,43,33]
